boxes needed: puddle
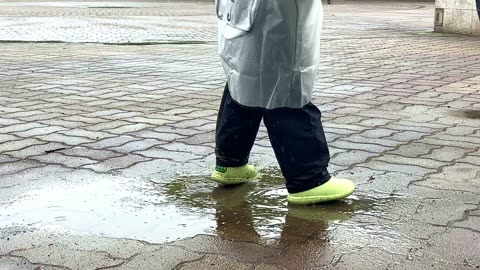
[0,175,215,243]
[462,110,480,119]
[452,109,480,119]
[162,168,387,244]
[0,168,397,245]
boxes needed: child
[212,0,355,204]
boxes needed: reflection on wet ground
[1,167,397,249]
[164,168,385,246]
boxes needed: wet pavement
[1,0,480,269]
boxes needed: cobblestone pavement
[1,1,480,269]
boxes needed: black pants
[215,85,331,194]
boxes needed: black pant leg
[263,103,331,193]
[215,84,264,167]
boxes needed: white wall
[435,0,480,35]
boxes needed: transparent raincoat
[216,0,323,109]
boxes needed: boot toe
[287,178,355,205]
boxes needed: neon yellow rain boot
[287,178,355,205]
[210,165,258,185]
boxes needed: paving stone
[109,139,166,153]
[357,118,392,127]
[384,124,435,134]
[469,209,480,216]
[444,126,477,136]
[136,148,202,162]
[0,118,24,126]
[0,155,17,163]
[124,117,171,126]
[332,247,405,270]
[83,135,140,149]
[14,126,69,138]
[38,118,89,128]
[361,160,436,176]
[161,142,213,156]
[109,123,152,135]
[119,159,204,179]
[36,133,93,146]
[178,132,214,146]
[84,154,150,172]
[374,155,447,169]
[0,138,45,153]
[401,228,480,269]
[31,152,98,168]
[324,126,365,136]
[0,123,46,134]
[6,110,45,118]
[178,255,252,270]
[420,138,478,149]
[410,198,477,226]
[0,231,160,260]
[0,256,53,270]
[389,143,441,158]
[254,263,283,270]
[83,120,133,132]
[59,146,124,160]
[6,142,69,159]
[417,177,480,194]
[24,110,62,120]
[115,246,202,270]
[57,129,114,140]
[344,135,400,147]
[192,122,217,132]
[432,134,480,145]
[454,216,480,232]
[9,244,125,270]
[0,134,17,143]
[153,126,205,137]
[459,155,480,165]
[143,113,188,122]
[332,115,366,125]
[0,160,43,176]
[420,146,472,162]
[325,132,346,142]
[429,163,479,181]
[134,130,187,142]
[330,150,377,166]
[389,130,429,142]
[255,138,272,148]
[0,165,72,189]
[329,146,348,158]
[359,128,397,138]
[181,109,218,119]
[172,235,278,263]
[331,106,365,115]
[330,140,390,153]
[0,104,24,112]
[62,115,107,125]
[81,109,126,118]
[98,110,140,120]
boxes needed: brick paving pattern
[0,1,480,269]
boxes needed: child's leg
[263,103,331,194]
[215,84,263,168]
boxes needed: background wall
[435,0,480,35]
